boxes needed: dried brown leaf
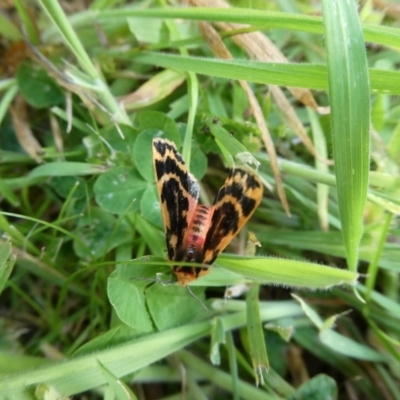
[10,95,43,163]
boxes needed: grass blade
[321,0,370,271]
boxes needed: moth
[153,138,263,285]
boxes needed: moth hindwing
[153,138,263,285]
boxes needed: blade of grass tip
[246,284,269,385]
[321,1,370,271]
[37,0,131,126]
[13,0,40,44]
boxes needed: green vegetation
[0,0,399,399]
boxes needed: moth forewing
[153,138,199,262]
[202,168,263,265]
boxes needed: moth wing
[202,168,263,265]
[153,138,199,261]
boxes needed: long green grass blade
[134,52,400,94]
[322,0,370,271]
[96,7,400,50]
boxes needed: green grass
[0,0,400,399]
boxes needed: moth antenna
[186,286,209,311]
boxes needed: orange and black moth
[153,138,263,285]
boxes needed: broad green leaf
[100,124,138,152]
[133,129,162,182]
[133,111,181,145]
[146,284,207,331]
[188,142,207,180]
[94,166,148,214]
[108,261,170,332]
[289,374,337,400]
[17,64,63,108]
[140,185,162,228]
[108,271,153,333]
[50,176,86,199]
[73,208,132,259]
